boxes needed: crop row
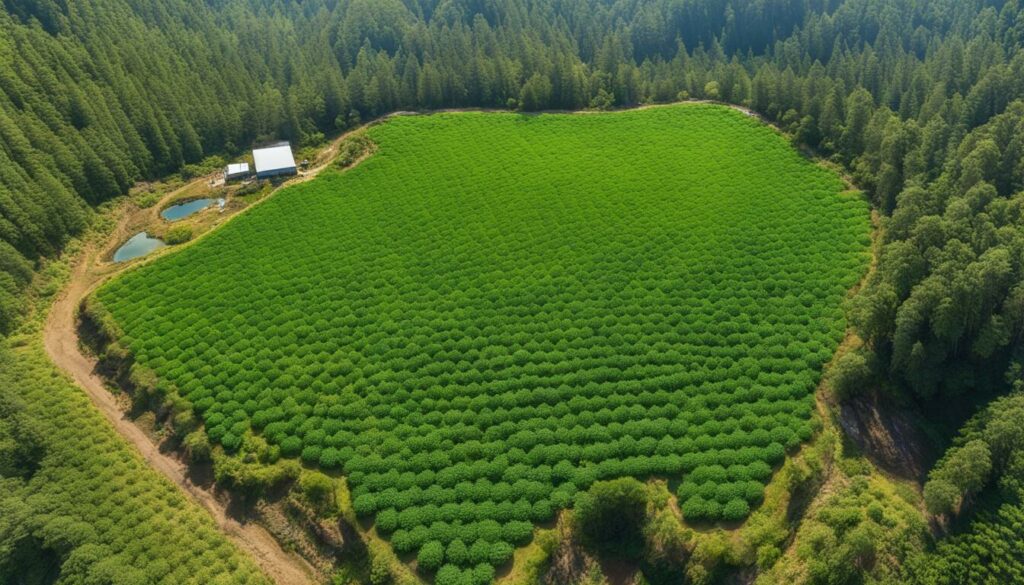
[97,106,870,575]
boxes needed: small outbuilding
[253,143,297,179]
[224,163,251,182]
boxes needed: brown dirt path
[38,131,367,585]
[38,103,815,584]
[44,217,318,585]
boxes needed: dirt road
[39,104,783,585]
[42,173,328,585]
[41,124,384,584]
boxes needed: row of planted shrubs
[96,106,869,575]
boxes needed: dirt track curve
[37,137,364,585]
[37,104,779,585]
[44,238,318,585]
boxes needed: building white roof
[253,144,296,174]
[226,163,250,176]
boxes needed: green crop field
[95,104,870,580]
[0,345,268,585]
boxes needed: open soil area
[40,130,363,585]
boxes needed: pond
[113,232,166,263]
[161,198,214,221]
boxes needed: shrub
[722,499,750,521]
[391,530,414,554]
[530,499,553,522]
[353,493,377,517]
[300,445,321,465]
[221,432,241,452]
[468,539,492,565]
[923,479,959,516]
[369,551,392,585]
[280,436,302,457]
[183,429,211,462]
[435,565,463,585]
[471,563,495,585]
[164,226,193,245]
[476,520,502,543]
[446,539,469,566]
[377,508,400,533]
[488,541,514,566]
[299,471,336,513]
[827,349,875,399]
[757,544,781,569]
[573,478,649,559]
[417,540,445,572]
[502,521,534,544]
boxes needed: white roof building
[225,163,250,181]
[253,143,297,179]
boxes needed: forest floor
[41,130,360,585]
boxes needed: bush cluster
[97,106,870,573]
[1,346,267,583]
[164,226,194,245]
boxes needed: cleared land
[94,105,871,580]
[1,342,271,584]
[45,234,315,585]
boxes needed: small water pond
[161,198,213,221]
[113,232,166,263]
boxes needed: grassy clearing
[95,104,871,580]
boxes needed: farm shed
[252,143,297,179]
[224,163,250,182]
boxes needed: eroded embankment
[48,104,889,585]
[41,128,379,585]
[45,220,319,585]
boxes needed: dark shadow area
[598,557,638,585]
[838,390,939,482]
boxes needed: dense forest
[1,0,1023,339]
[4,0,1024,582]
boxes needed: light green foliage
[0,344,267,584]
[826,349,875,399]
[212,449,300,499]
[417,540,445,572]
[336,133,375,169]
[164,226,194,245]
[97,105,869,575]
[182,429,212,462]
[369,546,393,585]
[136,191,162,209]
[758,472,927,585]
[300,470,338,515]
[703,81,721,100]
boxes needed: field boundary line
[39,129,373,585]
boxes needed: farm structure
[252,143,297,179]
[95,106,873,577]
[224,163,250,182]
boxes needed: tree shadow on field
[182,453,216,488]
[598,557,638,585]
